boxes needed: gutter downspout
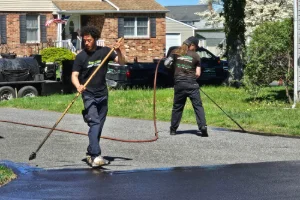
[293,0,298,108]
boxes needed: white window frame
[26,15,40,43]
[124,17,149,38]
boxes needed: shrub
[244,18,293,103]
[40,47,75,66]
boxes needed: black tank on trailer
[0,57,40,82]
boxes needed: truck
[106,59,174,89]
[106,46,229,89]
[0,45,229,101]
[0,53,74,101]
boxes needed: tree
[244,0,293,37]
[196,0,293,38]
[244,19,293,102]
[197,0,246,86]
[195,0,292,86]
[199,0,223,5]
[196,0,224,28]
[224,0,246,86]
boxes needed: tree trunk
[223,0,246,88]
[227,40,244,87]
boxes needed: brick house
[0,0,168,62]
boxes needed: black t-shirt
[173,50,201,83]
[72,46,117,97]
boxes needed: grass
[0,85,299,136]
[0,165,16,187]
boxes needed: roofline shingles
[53,0,168,11]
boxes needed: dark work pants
[82,94,108,158]
[171,82,206,130]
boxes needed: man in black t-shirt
[71,31,78,49]
[72,26,125,168]
[165,36,208,137]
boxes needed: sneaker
[196,129,202,136]
[86,155,109,168]
[170,127,176,135]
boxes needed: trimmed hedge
[40,47,75,65]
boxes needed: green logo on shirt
[177,56,193,69]
[87,60,102,68]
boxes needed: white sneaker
[86,155,109,168]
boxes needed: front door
[64,15,81,49]
[65,15,80,38]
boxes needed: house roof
[52,0,115,11]
[52,0,168,12]
[110,0,168,11]
[0,0,57,12]
[165,5,207,22]
[0,0,167,12]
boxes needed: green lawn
[0,86,299,136]
[0,165,16,187]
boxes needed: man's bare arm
[196,66,201,78]
[71,71,85,93]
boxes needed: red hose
[0,58,164,143]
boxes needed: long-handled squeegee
[29,37,124,161]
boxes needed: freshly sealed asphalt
[1,108,300,199]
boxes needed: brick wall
[1,12,57,57]
[83,13,166,62]
[1,12,166,62]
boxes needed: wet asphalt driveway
[1,107,300,199]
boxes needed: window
[197,50,213,59]
[26,15,39,43]
[20,15,46,44]
[124,17,148,37]
[0,15,7,44]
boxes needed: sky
[155,0,199,6]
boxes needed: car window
[197,50,213,59]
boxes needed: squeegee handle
[30,37,124,158]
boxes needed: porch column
[57,13,62,47]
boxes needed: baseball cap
[187,36,199,47]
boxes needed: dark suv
[106,46,229,89]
